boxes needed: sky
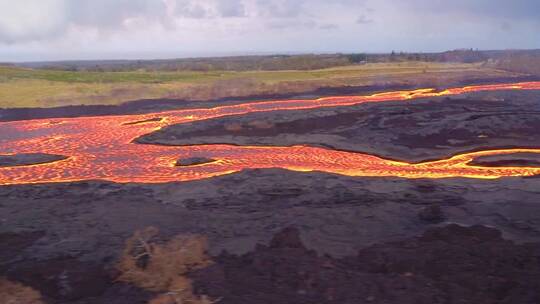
[0,0,539,62]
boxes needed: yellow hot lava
[1,81,540,185]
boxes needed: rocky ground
[138,89,540,162]
[0,153,66,167]
[2,171,540,303]
[193,225,540,304]
[2,86,540,303]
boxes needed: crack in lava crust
[2,81,540,185]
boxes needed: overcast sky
[0,0,539,62]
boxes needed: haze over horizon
[1,0,539,62]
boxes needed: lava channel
[1,81,540,185]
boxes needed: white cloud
[0,0,68,43]
[356,15,373,24]
[217,0,246,17]
[0,0,538,61]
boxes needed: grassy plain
[0,62,516,108]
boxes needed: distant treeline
[16,49,540,73]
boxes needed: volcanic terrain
[2,81,540,303]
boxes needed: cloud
[266,19,316,30]
[0,0,174,43]
[174,0,211,18]
[500,22,512,32]
[68,0,169,27]
[356,15,373,24]
[0,0,252,43]
[256,0,305,18]
[320,24,339,30]
[399,0,540,20]
[0,0,539,60]
[217,0,246,17]
[0,0,68,43]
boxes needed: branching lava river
[2,81,540,185]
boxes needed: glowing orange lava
[2,81,540,185]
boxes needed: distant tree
[390,51,397,62]
[347,53,367,64]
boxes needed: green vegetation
[0,66,225,83]
[20,51,498,73]
[0,61,516,108]
[22,54,353,72]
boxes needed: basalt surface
[138,90,540,162]
[192,225,540,304]
[2,170,540,262]
[0,153,67,168]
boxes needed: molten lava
[2,82,540,185]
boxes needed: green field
[0,62,516,108]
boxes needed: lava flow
[2,81,540,186]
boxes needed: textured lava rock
[418,205,445,223]
[192,224,540,304]
[176,157,216,166]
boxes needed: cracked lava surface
[2,82,540,185]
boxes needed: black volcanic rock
[0,153,67,167]
[192,224,540,304]
[418,205,445,223]
[269,227,305,249]
[175,157,216,166]
[470,152,540,167]
[8,258,110,301]
[137,89,540,162]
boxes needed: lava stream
[2,81,540,185]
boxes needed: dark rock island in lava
[0,153,67,167]
[176,157,217,166]
[138,89,540,162]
